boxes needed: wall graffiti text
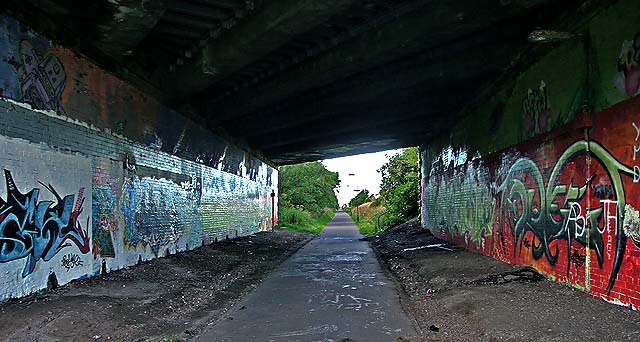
[0,169,89,277]
[61,253,84,271]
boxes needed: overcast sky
[323,149,403,206]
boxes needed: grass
[349,202,403,236]
[276,208,335,235]
[349,202,384,236]
[353,217,380,236]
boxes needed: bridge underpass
[1,0,640,340]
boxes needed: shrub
[279,207,312,226]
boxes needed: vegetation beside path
[276,161,339,234]
[347,147,420,235]
[277,207,335,235]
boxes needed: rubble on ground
[371,218,640,342]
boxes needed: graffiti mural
[522,80,551,138]
[495,140,633,291]
[617,32,640,97]
[120,171,202,255]
[423,96,640,308]
[0,169,89,277]
[422,160,495,252]
[0,13,280,301]
[199,167,272,243]
[18,40,67,114]
[623,203,640,250]
[91,166,120,258]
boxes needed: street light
[270,189,276,230]
[353,189,360,223]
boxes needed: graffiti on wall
[423,95,640,308]
[120,171,202,255]
[92,166,119,258]
[495,140,633,291]
[522,80,551,138]
[617,33,640,97]
[18,40,67,114]
[0,169,89,277]
[424,139,635,292]
[61,253,84,271]
[623,121,640,250]
[199,167,271,241]
[423,161,495,251]
[0,13,282,303]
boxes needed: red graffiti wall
[424,96,640,308]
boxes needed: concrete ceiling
[3,0,605,165]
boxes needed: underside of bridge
[2,0,608,164]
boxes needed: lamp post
[347,173,356,208]
[353,189,360,223]
[270,189,276,231]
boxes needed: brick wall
[0,15,277,301]
[421,0,640,308]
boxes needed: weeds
[277,208,335,234]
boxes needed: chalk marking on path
[270,324,338,338]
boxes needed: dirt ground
[4,222,640,342]
[368,218,640,342]
[0,230,313,342]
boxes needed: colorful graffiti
[496,140,633,291]
[423,161,495,251]
[18,40,66,114]
[424,96,640,308]
[522,80,551,138]
[0,169,89,277]
[199,167,271,242]
[91,166,119,258]
[120,172,202,255]
[0,13,279,302]
[617,32,640,97]
[623,203,640,250]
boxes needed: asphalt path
[193,211,415,341]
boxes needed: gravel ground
[368,218,640,342]
[0,230,313,342]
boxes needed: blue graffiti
[0,170,89,277]
[121,175,202,255]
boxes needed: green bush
[379,147,420,220]
[279,162,339,215]
[277,161,339,235]
[352,147,420,235]
[279,207,312,226]
[277,208,335,235]
[349,189,370,207]
[316,208,336,227]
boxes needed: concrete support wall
[421,0,640,308]
[0,15,277,301]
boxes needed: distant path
[193,211,415,341]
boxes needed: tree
[349,189,370,207]
[279,162,340,215]
[378,147,420,221]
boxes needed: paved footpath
[193,211,416,342]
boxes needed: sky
[323,149,404,206]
